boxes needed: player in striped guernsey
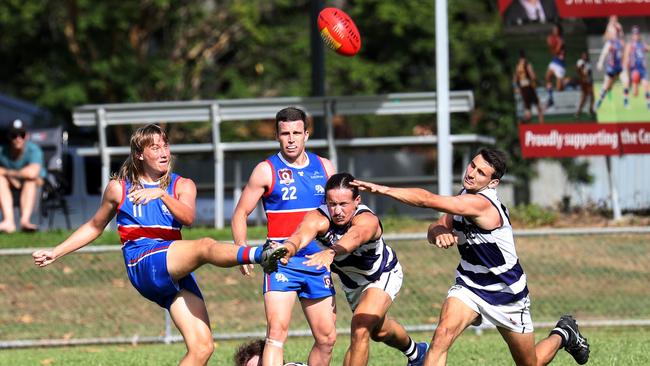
[32,124,285,365]
[277,173,428,366]
[232,107,337,366]
[352,149,590,365]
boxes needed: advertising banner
[556,1,650,19]
[519,122,650,157]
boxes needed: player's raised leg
[166,238,286,279]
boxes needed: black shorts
[520,86,539,109]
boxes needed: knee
[267,323,290,342]
[188,337,214,362]
[350,320,372,343]
[432,325,456,350]
[370,326,389,343]
[197,237,217,255]
[315,329,336,350]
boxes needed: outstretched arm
[280,209,330,264]
[32,180,121,267]
[304,212,380,271]
[351,179,500,230]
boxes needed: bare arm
[320,156,337,177]
[231,162,272,276]
[0,163,41,181]
[281,209,330,262]
[597,42,609,71]
[126,177,197,226]
[303,212,380,271]
[231,162,272,246]
[32,180,121,266]
[427,213,458,249]
[352,179,500,230]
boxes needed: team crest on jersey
[314,185,325,195]
[323,275,333,289]
[275,273,289,282]
[277,168,295,185]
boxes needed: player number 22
[281,186,297,200]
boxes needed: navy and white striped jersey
[452,188,529,305]
[316,204,398,289]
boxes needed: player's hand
[350,179,389,194]
[303,250,334,271]
[128,187,165,205]
[428,225,458,249]
[273,241,294,265]
[32,249,56,267]
[239,264,254,276]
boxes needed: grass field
[1,221,649,364]
[1,327,649,365]
[594,81,650,122]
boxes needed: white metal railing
[73,92,478,228]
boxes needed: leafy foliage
[0,0,537,194]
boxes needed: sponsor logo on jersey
[323,275,333,288]
[298,171,304,176]
[278,168,295,185]
[315,185,325,195]
[161,204,171,215]
[311,171,325,179]
[275,273,289,282]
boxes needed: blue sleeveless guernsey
[261,152,335,298]
[117,173,203,309]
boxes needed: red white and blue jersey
[117,174,183,246]
[629,40,647,71]
[263,152,328,256]
[452,188,529,305]
[605,39,624,75]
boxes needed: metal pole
[606,156,622,220]
[210,104,224,229]
[436,0,452,196]
[324,100,338,170]
[96,108,110,192]
[311,0,327,139]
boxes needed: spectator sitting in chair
[0,119,45,233]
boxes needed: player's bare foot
[0,221,16,234]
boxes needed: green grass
[1,327,648,365]
[594,81,650,122]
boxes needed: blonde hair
[112,124,172,192]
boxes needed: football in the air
[317,7,361,56]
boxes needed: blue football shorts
[122,239,203,309]
[263,255,335,299]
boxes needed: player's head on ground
[114,123,172,188]
[463,148,507,193]
[325,172,361,226]
[275,107,310,161]
[234,338,265,366]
